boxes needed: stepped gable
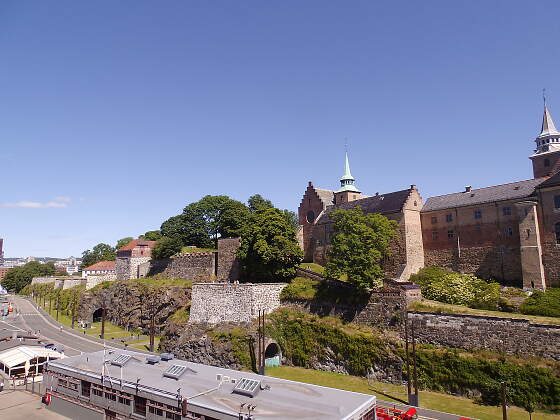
[316,188,412,225]
[422,178,546,212]
[538,170,560,188]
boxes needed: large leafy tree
[1,261,55,292]
[81,243,116,269]
[325,206,397,290]
[140,230,162,241]
[115,237,134,250]
[238,208,303,282]
[161,195,250,248]
[152,236,183,259]
[248,194,298,230]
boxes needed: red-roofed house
[81,261,116,279]
[116,239,157,280]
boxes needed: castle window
[431,231,438,240]
[446,214,453,223]
[554,195,560,209]
[502,206,512,216]
[544,159,551,167]
[447,230,454,239]
[431,216,437,224]
[306,210,315,223]
[505,227,514,237]
[474,209,482,219]
[556,223,560,244]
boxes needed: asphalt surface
[0,295,113,356]
[1,295,470,419]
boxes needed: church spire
[540,105,560,138]
[336,151,360,193]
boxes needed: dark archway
[92,308,104,323]
[264,342,281,368]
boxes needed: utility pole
[501,381,508,420]
[411,319,419,407]
[404,313,412,403]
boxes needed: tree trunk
[101,307,106,339]
[149,316,155,352]
[71,304,76,329]
[56,296,59,321]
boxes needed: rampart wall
[189,283,287,324]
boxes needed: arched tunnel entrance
[92,308,104,323]
[264,342,281,368]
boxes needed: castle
[298,105,560,289]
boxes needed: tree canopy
[325,206,397,290]
[140,230,162,241]
[1,261,55,292]
[238,208,303,282]
[115,237,134,250]
[81,243,116,269]
[152,236,183,259]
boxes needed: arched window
[544,158,551,167]
[556,222,560,244]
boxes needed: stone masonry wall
[85,273,117,290]
[31,277,63,289]
[217,238,241,282]
[163,253,216,282]
[189,283,287,324]
[61,279,87,289]
[408,312,560,361]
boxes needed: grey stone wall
[163,253,216,282]
[61,279,87,289]
[189,283,287,324]
[116,256,151,280]
[217,238,241,282]
[408,312,560,361]
[85,273,117,290]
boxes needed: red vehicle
[376,406,417,420]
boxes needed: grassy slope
[411,299,560,326]
[267,366,560,420]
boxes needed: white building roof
[0,346,64,368]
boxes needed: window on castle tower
[554,195,560,209]
[431,231,438,240]
[505,227,514,237]
[431,216,437,224]
[474,209,482,219]
[502,206,512,216]
[446,214,453,223]
[447,230,454,239]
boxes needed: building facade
[115,239,157,280]
[299,106,560,288]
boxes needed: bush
[520,288,560,318]
[409,266,500,310]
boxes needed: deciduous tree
[238,208,303,282]
[81,243,116,269]
[325,206,397,290]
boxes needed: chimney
[410,184,416,190]
[465,186,472,193]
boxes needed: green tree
[248,194,274,212]
[325,206,397,290]
[238,208,303,282]
[1,261,55,292]
[80,243,116,269]
[115,237,134,250]
[162,195,250,248]
[152,236,183,259]
[140,230,162,241]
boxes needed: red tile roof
[84,261,116,271]
[118,239,157,251]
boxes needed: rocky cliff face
[79,281,191,333]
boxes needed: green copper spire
[336,152,360,193]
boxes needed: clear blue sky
[1,1,559,257]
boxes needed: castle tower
[530,103,560,178]
[333,152,364,204]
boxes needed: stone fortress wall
[85,273,117,290]
[189,282,287,324]
[31,276,87,290]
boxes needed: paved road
[0,295,113,356]
[1,295,470,420]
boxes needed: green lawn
[267,366,560,420]
[125,336,161,352]
[410,299,560,326]
[299,263,325,275]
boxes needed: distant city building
[0,238,4,265]
[44,349,376,420]
[0,267,11,283]
[82,261,116,278]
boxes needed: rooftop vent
[163,364,196,380]
[465,186,472,193]
[111,354,132,367]
[146,355,160,364]
[160,353,174,361]
[232,378,261,398]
